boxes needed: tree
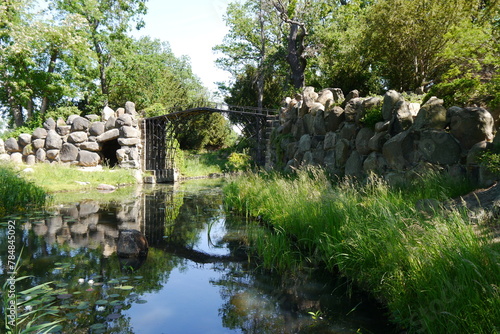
[52,0,148,106]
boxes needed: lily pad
[115,285,134,290]
[95,300,108,305]
[109,300,123,306]
[106,313,121,320]
[57,294,72,299]
[108,294,120,298]
[76,302,89,310]
[136,299,147,304]
[89,323,106,330]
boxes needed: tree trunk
[257,0,266,110]
[286,22,307,89]
[40,50,59,115]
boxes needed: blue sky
[132,0,237,95]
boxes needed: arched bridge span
[142,103,279,182]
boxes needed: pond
[1,179,395,333]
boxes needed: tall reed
[224,168,500,333]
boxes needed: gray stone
[56,117,66,127]
[0,153,10,161]
[344,97,363,122]
[363,152,387,175]
[105,116,117,130]
[368,131,390,152]
[116,107,125,117]
[43,118,56,130]
[5,137,20,152]
[77,150,101,167]
[80,142,100,152]
[18,133,31,147]
[97,128,120,142]
[121,126,140,138]
[412,97,447,130]
[68,131,88,144]
[116,114,133,127]
[448,107,494,150]
[25,155,35,165]
[22,144,34,156]
[85,114,100,122]
[46,149,60,161]
[32,127,47,140]
[310,102,325,116]
[467,141,491,165]
[324,149,336,168]
[382,130,418,171]
[71,116,91,132]
[57,125,71,136]
[339,122,358,140]
[117,229,148,258]
[125,101,137,116]
[10,152,23,163]
[355,127,375,155]
[302,114,315,134]
[35,148,46,162]
[358,97,382,124]
[313,109,327,135]
[89,122,105,136]
[298,134,312,153]
[375,121,390,133]
[324,106,345,132]
[418,130,461,165]
[0,139,4,154]
[116,148,128,162]
[389,101,414,135]
[45,130,63,150]
[118,138,140,146]
[343,90,359,107]
[317,88,334,108]
[66,114,79,125]
[60,143,79,162]
[382,90,404,121]
[102,106,115,121]
[345,151,364,178]
[323,132,337,150]
[303,151,314,165]
[79,201,100,217]
[330,88,344,104]
[335,138,351,168]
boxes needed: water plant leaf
[89,323,106,330]
[95,300,108,305]
[106,313,121,320]
[109,300,123,306]
[115,285,134,290]
[57,294,72,299]
[108,294,120,298]
[107,279,120,284]
[136,299,147,304]
[76,302,89,310]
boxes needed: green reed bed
[224,169,500,333]
[0,165,48,217]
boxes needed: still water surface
[1,179,394,333]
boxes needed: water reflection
[0,179,394,333]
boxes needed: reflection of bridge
[142,103,279,182]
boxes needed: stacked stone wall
[273,87,499,187]
[0,101,142,169]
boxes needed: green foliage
[224,169,499,333]
[477,145,500,175]
[225,151,251,172]
[423,77,481,108]
[359,104,383,129]
[44,106,82,123]
[0,164,47,217]
[177,113,235,151]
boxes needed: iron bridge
[142,103,279,182]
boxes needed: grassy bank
[0,165,47,217]
[224,169,500,333]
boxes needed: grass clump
[0,164,48,217]
[224,168,500,333]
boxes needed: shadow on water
[0,179,397,333]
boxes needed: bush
[360,105,383,129]
[225,151,251,172]
[423,77,481,108]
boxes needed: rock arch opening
[101,139,121,167]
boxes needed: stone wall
[0,101,141,169]
[273,87,498,187]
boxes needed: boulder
[389,101,414,135]
[117,229,148,258]
[80,141,100,152]
[56,125,71,136]
[121,126,140,138]
[102,106,115,121]
[323,132,337,150]
[18,133,31,147]
[43,117,56,130]
[324,106,345,132]
[355,127,375,155]
[105,116,117,130]
[5,137,20,152]
[345,151,364,178]
[10,152,23,163]
[412,97,447,130]
[297,134,312,153]
[118,138,140,146]
[32,139,45,150]
[363,152,388,175]
[0,153,10,161]
[358,96,383,124]
[368,131,390,152]
[25,155,35,165]
[382,130,418,170]
[125,101,137,116]
[97,128,120,142]
[66,114,79,125]
[60,143,79,162]
[0,139,4,154]
[77,150,101,167]
[417,129,461,165]
[32,127,47,140]
[71,116,91,132]
[448,107,494,150]
[35,148,46,162]
[68,131,88,144]
[335,138,351,167]
[339,122,358,141]
[85,114,100,122]
[116,107,126,117]
[116,114,133,127]
[330,88,344,104]
[45,130,63,150]
[344,97,363,122]
[22,143,34,156]
[89,122,105,136]
[382,90,404,121]
[343,90,359,107]
[313,109,327,135]
[46,149,60,161]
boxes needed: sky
[131,0,237,96]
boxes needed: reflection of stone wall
[274,87,498,187]
[0,101,141,169]
[27,193,143,257]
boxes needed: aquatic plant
[224,168,500,333]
